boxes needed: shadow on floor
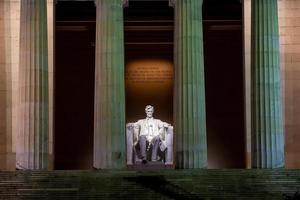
[124,175,204,200]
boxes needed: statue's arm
[158,120,172,140]
[133,121,141,145]
[157,120,165,140]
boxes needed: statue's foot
[142,159,147,164]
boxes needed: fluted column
[171,0,207,169]
[251,0,284,168]
[17,0,49,170]
[93,0,126,169]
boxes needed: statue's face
[146,109,153,118]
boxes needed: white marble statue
[126,105,173,165]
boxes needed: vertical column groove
[173,0,207,169]
[17,0,49,170]
[94,0,125,169]
[251,0,284,168]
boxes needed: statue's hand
[127,123,135,129]
[163,122,170,128]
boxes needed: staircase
[0,170,300,200]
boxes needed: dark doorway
[124,1,174,124]
[55,1,96,169]
[203,0,246,168]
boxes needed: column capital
[169,0,175,7]
[94,0,128,7]
[169,0,203,7]
[123,0,129,7]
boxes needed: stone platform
[127,161,173,170]
[0,169,300,200]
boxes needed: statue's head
[145,105,154,118]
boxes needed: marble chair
[126,123,173,165]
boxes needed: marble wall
[278,0,300,169]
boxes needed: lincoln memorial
[1,0,300,176]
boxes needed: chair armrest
[126,123,134,165]
[165,126,173,165]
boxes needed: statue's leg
[151,136,160,161]
[139,135,147,160]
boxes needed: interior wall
[125,59,173,123]
[55,2,95,169]
[203,0,246,168]
[278,0,300,169]
[124,1,174,124]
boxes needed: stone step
[0,170,300,199]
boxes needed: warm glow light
[125,59,173,123]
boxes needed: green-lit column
[17,0,49,170]
[171,0,207,168]
[93,0,126,169]
[251,0,284,168]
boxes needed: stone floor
[0,169,300,200]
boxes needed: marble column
[17,0,49,170]
[93,0,126,169]
[251,0,284,168]
[0,0,12,170]
[171,0,207,169]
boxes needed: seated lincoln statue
[126,105,173,165]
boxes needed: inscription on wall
[126,63,172,84]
